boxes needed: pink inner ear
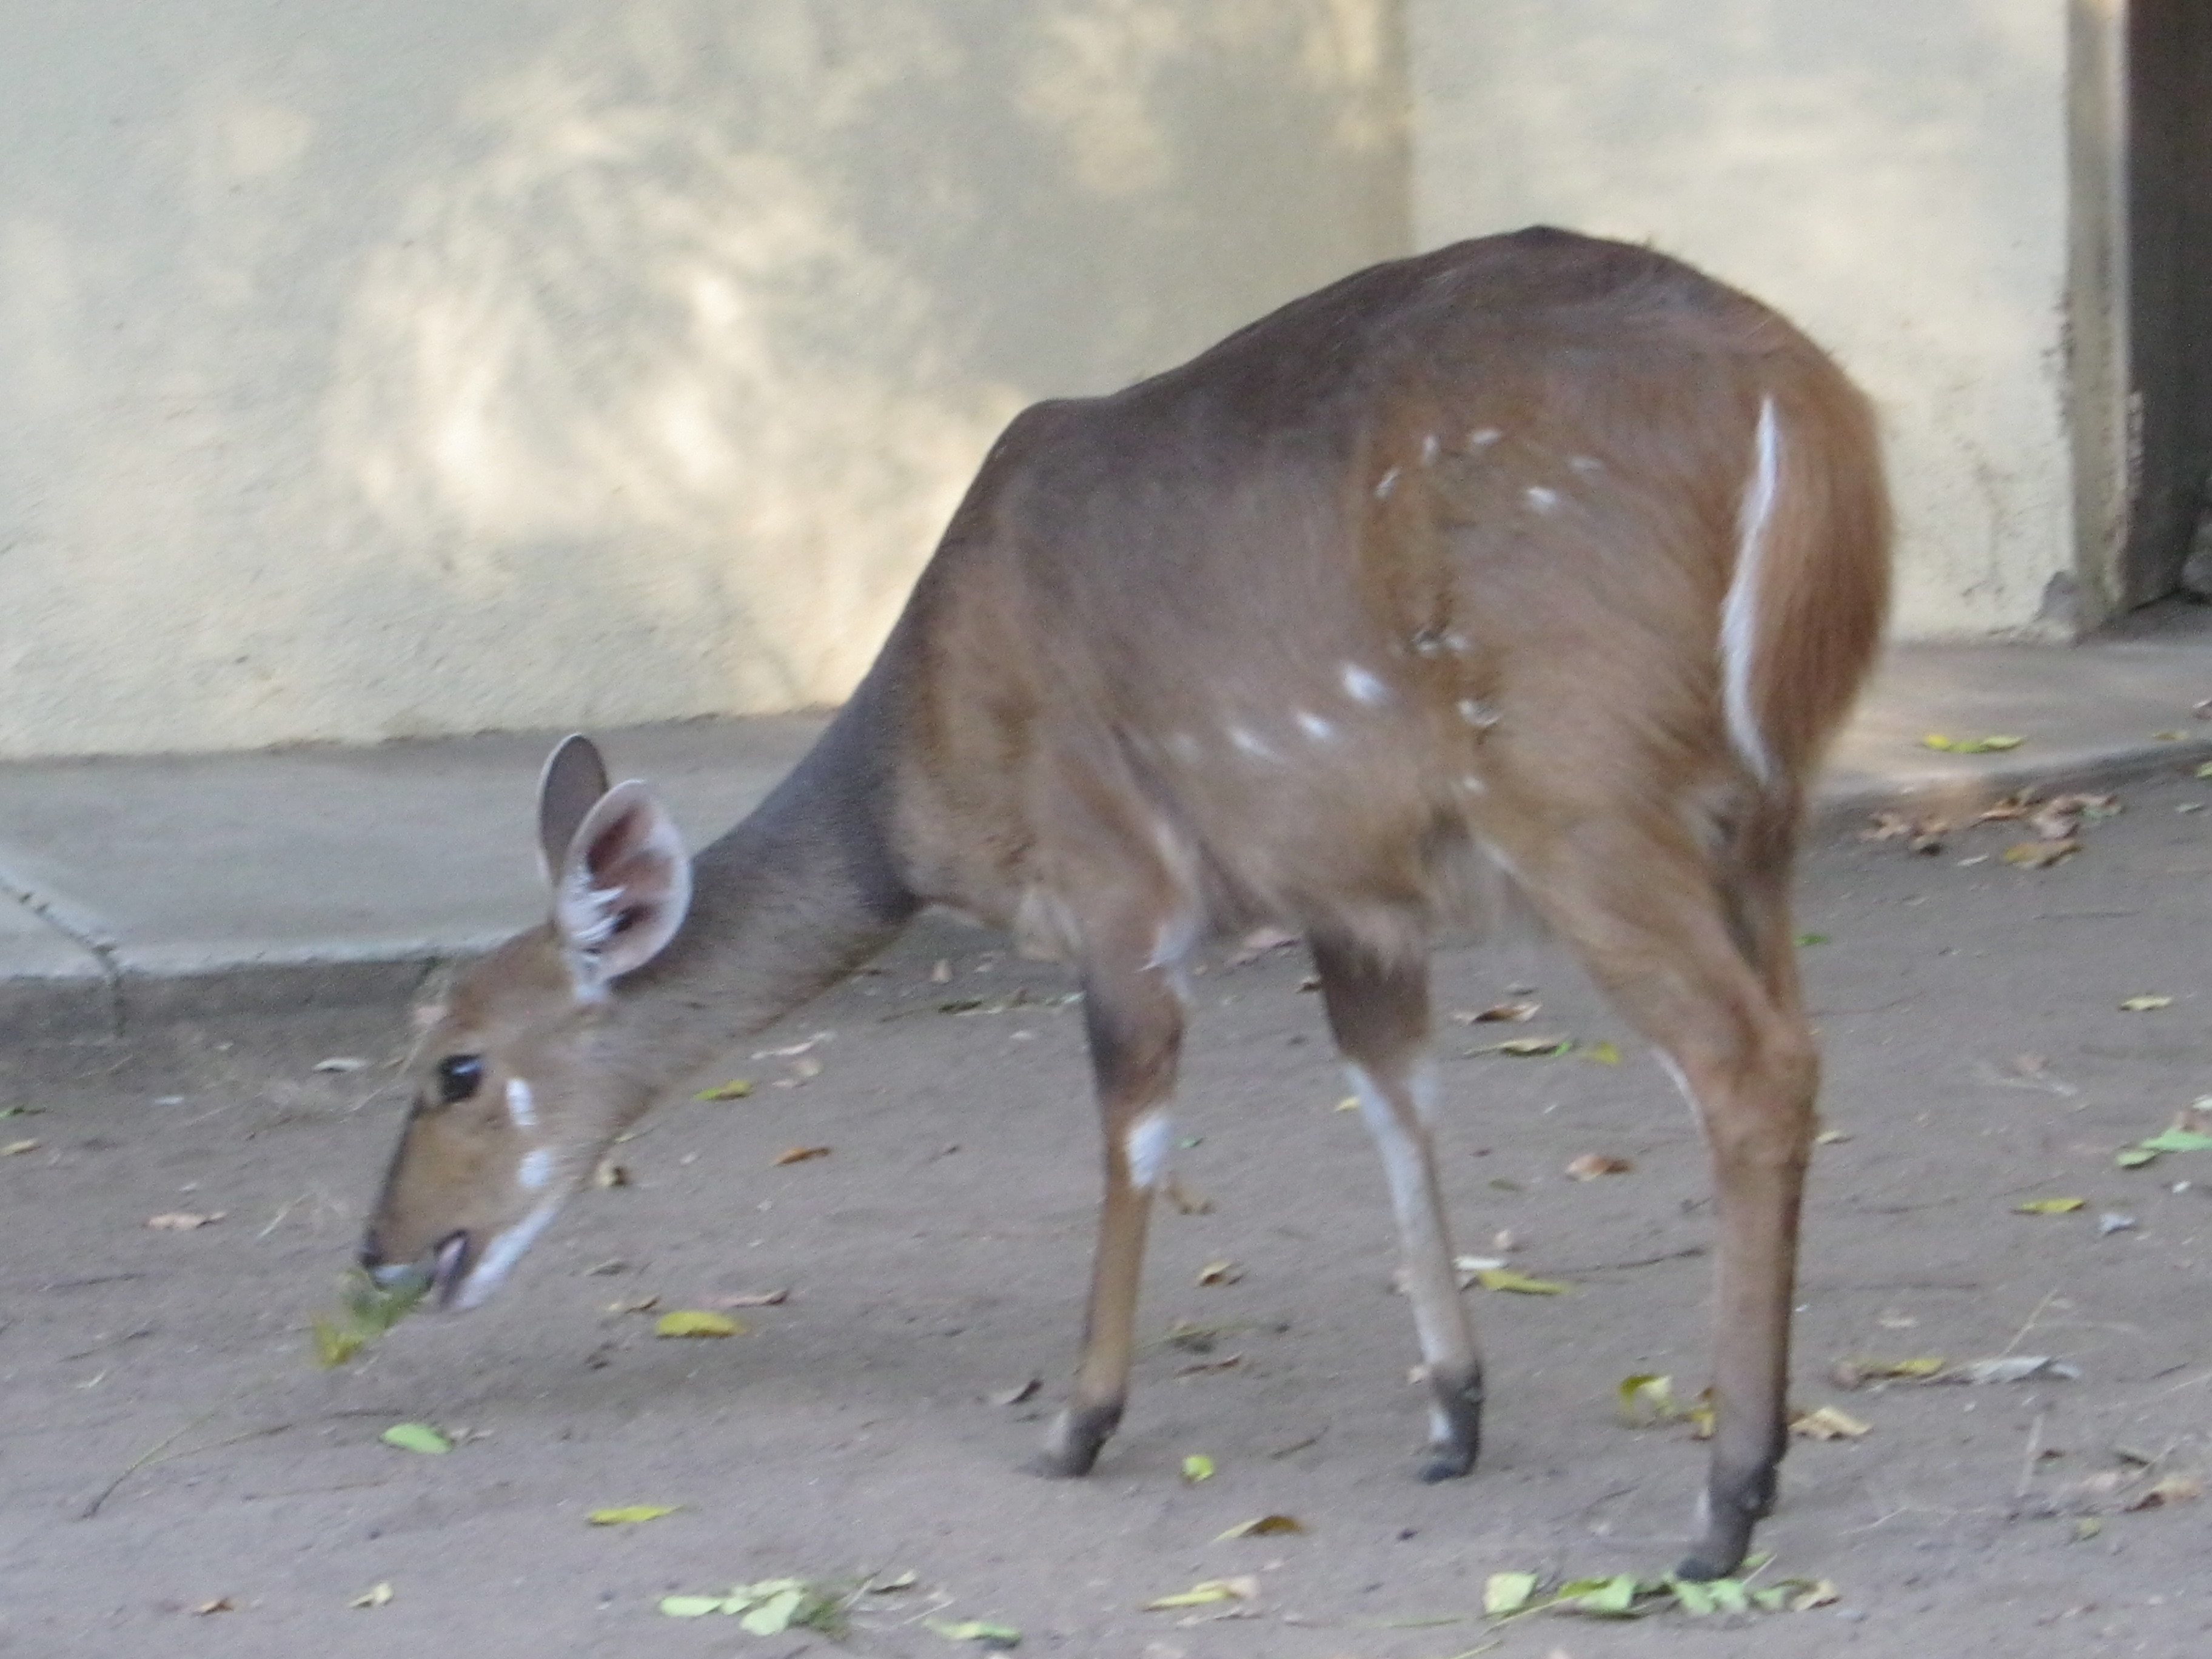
[587,801,677,905]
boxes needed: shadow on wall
[1414,0,2068,633]
[0,0,1404,757]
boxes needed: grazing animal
[360,227,1889,1578]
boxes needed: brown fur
[364,227,1889,1579]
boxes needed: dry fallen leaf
[1829,1355,1946,1389]
[350,1583,394,1610]
[989,1378,1041,1407]
[2127,1473,2204,1510]
[1215,1513,1305,1540]
[312,1056,369,1073]
[2119,994,2173,1012]
[1564,1153,1634,1180]
[1453,999,1541,1024]
[1164,1175,1214,1215]
[189,1597,238,1616]
[2003,838,2080,869]
[1197,1260,1244,1287]
[592,1159,631,1188]
[2,1138,39,1156]
[1861,809,1948,853]
[774,1145,831,1166]
[1790,1404,1872,1440]
[146,1212,224,1230]
[709,1289,789,1309]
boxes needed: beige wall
[1410,0,2074,640]
[0,0,1406,759]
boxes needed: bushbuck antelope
[360,227,1889,1577]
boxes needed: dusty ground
[5,773,2212,1658]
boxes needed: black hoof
[1029,1403,1119,1478]
[1416,1444,1476,1483]
[1414,1371,1483,1482]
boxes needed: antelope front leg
[1312,936,1484,1482]
[1033,950,1184,1477]
[1671,1033,1817,1580]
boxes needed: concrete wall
[1410,1,2073,640]
[0,0,1406,759]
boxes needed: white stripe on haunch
[1720,396,1782,786]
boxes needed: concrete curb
[10,736,2208,1041]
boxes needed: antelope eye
[435,1054,484,1104]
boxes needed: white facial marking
[1526,485,1560,512]
[1375,467,1399,500]
[505,1076,537,1129]
[1721,395,1783,786]
[1444,631,1470,654]
[1421,432,1441,465]
[1125,1110,1174,1190]
[1228,725,1279,762]
[1469,427,1500,449]
[1295,709,1336,742]
[1341,663,1389,705]
[518,1147,557,1190]
[454,1195,565,1310]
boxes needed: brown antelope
[360,227,1889,1578]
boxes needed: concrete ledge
[3,641,2210,1035]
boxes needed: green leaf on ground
[1483,1572,1538,1615]
[926,1619,1023,1648]
[380,1422,451,1455]
[655,1310,744,1338]
[1181,1453,1215,1483]
[2014,1196,2085,1214]
[1923,733,2024,753]
[1474,1267,1572,1295]
[587,1504,677,1526]
[695,1078,755,1100]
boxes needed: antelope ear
[552,780,692,991]
[537,734,611,883]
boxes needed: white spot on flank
[1341,663,1389,705]
[1456,773,1486,795]
[1722,395,1783,785]
[1375,467,1400,500]
[518,1147,556,1190]
[1468,427,1500,449]
[1125,1110,1173,1190]
[505,1077,536,1129]
[1228,725,1279,762]
[1295,709,1336,742]
[1525,485,1559,512]
[1421,433,1441,465]
[1569,454,1604,475]
[454,1195,565,1309]
[1457,699,1500,729]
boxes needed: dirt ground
[5,771,2212,1658]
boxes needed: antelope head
[359,736,691,1309]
